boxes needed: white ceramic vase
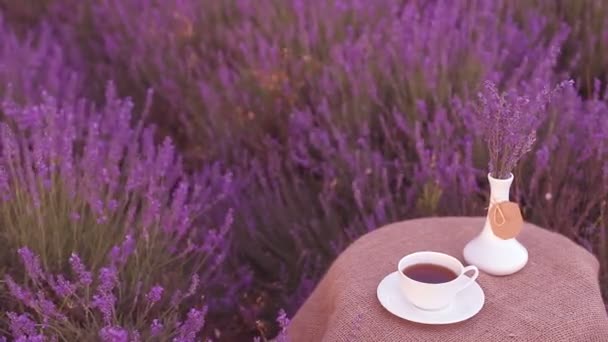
[463,173,528,276]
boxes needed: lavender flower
[145,285,164,305]
[184,274,200,298]
[92,293,117,325]
[91,267,119,323]
[69,253,93,286]
[97,267,118,293]
[109,234,136,266]
[35,290,67,322]
[7,312,37,338]
[150,319,164,336]
[474,80,573,179]
[50,275,76,298]
[99,326,129,342]
[275,309,290,342]
[5,275,33,306]
[174,306,208,342]
[14,335,45,342]
[17,247,44,282]
[0,61,229,340]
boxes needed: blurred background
[0,0,606,340]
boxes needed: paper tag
[489,201,523,239]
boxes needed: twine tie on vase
[487,197,506,228]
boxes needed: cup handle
[457,265,479,292]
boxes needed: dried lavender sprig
[475,80,573,179]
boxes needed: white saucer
[376,272,485,324]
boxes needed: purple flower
[92,267,119,323]
[69,253,92,286]
[14,335,45,342]
[275,309,290,342]
[0,20,232,338]
[276,309,290,329]
[109,234,136,266]
[7,312,37,338]
[99,326,129,342]
[474,80,573,178]
[174,306,208,342]
[17,248,44,282]
[146,285,164,305]
[35,291,67,321]
[184,274,199,298]
[150,319,164,336]
[92,293,117,325]
[97,267,118,293]
[5,275,33,306]
[50,275,76,298]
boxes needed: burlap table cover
[288,217,608,341]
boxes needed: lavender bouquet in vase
[463,80,571,276]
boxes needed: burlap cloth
[288,217,608,341]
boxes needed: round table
[288,217,608,341]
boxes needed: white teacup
[398,251,479,311]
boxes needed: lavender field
[0,0,607,340]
